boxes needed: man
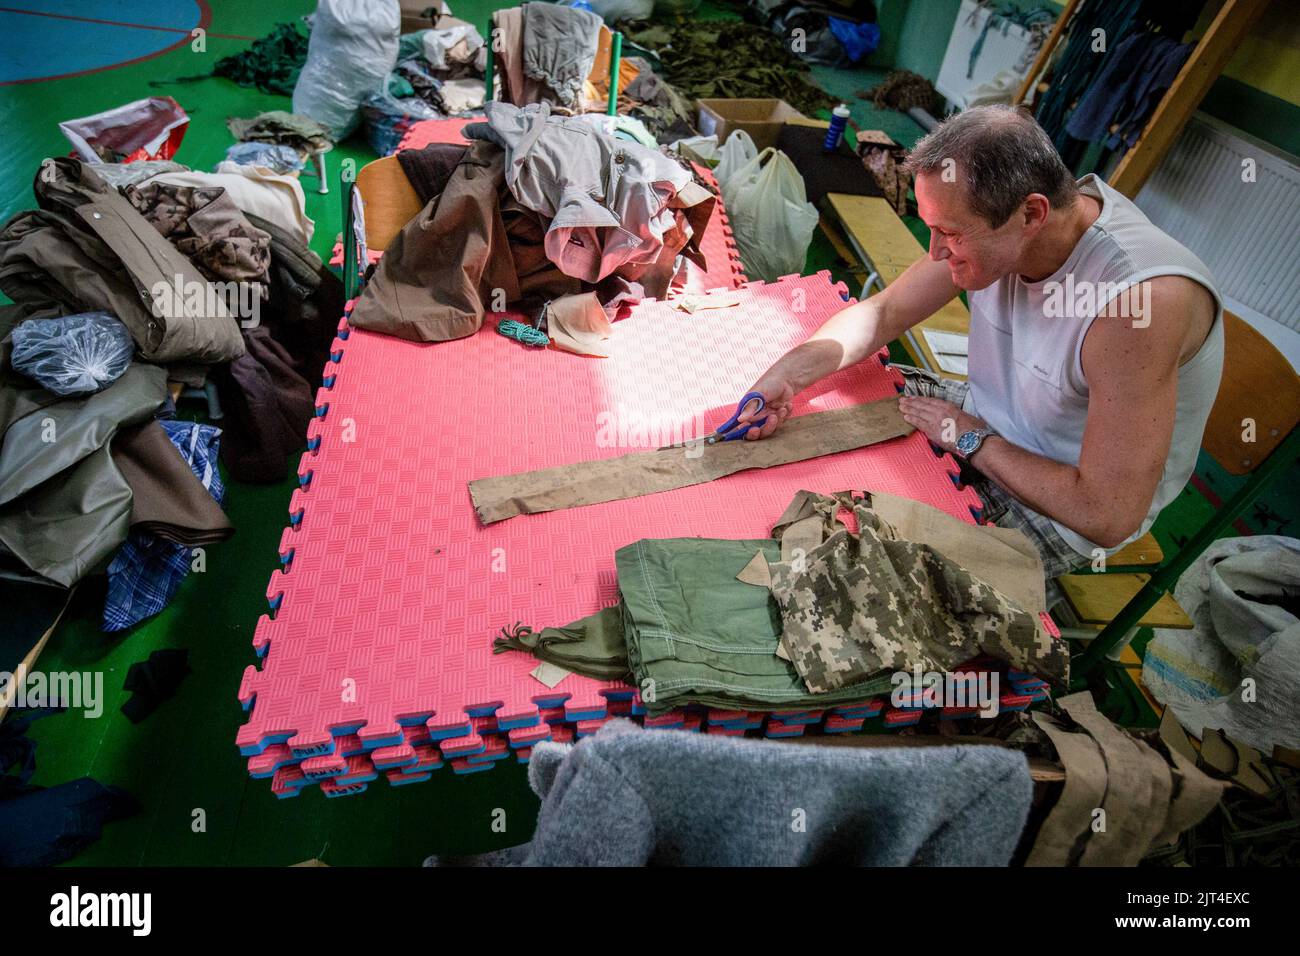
[736,105,1222,602]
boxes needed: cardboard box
[400,0,448,34]
[696,98,811,152]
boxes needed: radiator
[1135,113,1300,332]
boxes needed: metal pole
[607,32,622,116]
[485,14,495,103]
[341,182,357,301]
[1072,424,1300,681]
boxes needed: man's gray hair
[903,105,1079,227]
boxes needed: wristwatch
[954,428,995,461]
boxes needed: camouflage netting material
[620,20,838,117]
[767,492,1070,694]
[856,69,941,115]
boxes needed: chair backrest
[354,155,424,252]
[1203,310,1300,475]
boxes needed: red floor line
[0,1,226,86]
[0,5,251,40]
[1188,474,1255,537]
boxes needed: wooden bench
[823,192,971,380]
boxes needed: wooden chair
[353,156,423,254]
[1066,310,1300,684]
[338,154,426,300]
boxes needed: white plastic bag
[723,148,818,283]
[1143,536,1300,755]
[714,129,757,190]
[293,0,401,140]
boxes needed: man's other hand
[898,395,989,455]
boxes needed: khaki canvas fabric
[0,363,167,586]
[469,397,912,524]
[545,292,611,357]
[1025,711,1110,866]
[1061,691,1168,867]
[1025,697,1226,866]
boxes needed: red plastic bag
[59,96,190,164]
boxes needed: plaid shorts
[893,363,1090,603]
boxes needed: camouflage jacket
[767,491,1069,693]
[126,181,271,288]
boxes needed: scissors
[711,391,769,443]
[660,392,769,449]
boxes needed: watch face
[956,431,979,455]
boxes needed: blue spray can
[824,103,851,152]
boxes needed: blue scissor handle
[715,391,768,441]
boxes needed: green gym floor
[2,1,1295,867]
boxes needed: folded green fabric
[617,537,894,716]
[494,606,629,681]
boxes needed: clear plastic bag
[722,148,819,283]
[11,312,135,397]
[292,0,401,140]
[360,89,443,156]
[223,142,304,173]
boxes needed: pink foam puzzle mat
[679,163,747,293]
[394,117,474,153]
[238,271,986,795]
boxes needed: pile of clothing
[362,19,494,155]
[0,153,341,626]
[212,21,311,96]
[618,68,698,144]
[227,111,334,159]
[494,3,607,110]
[496,489,1070,716]
[857,69,941,114]
[349,101,716,343]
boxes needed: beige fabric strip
[1025,711,1109,866]
[735,550,772,588]
[1152,746,1227,847]
[468,398,913,525]
[1060,692,1157,867]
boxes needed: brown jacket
[349,141,579,342]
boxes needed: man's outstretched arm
[737,255,962,438]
